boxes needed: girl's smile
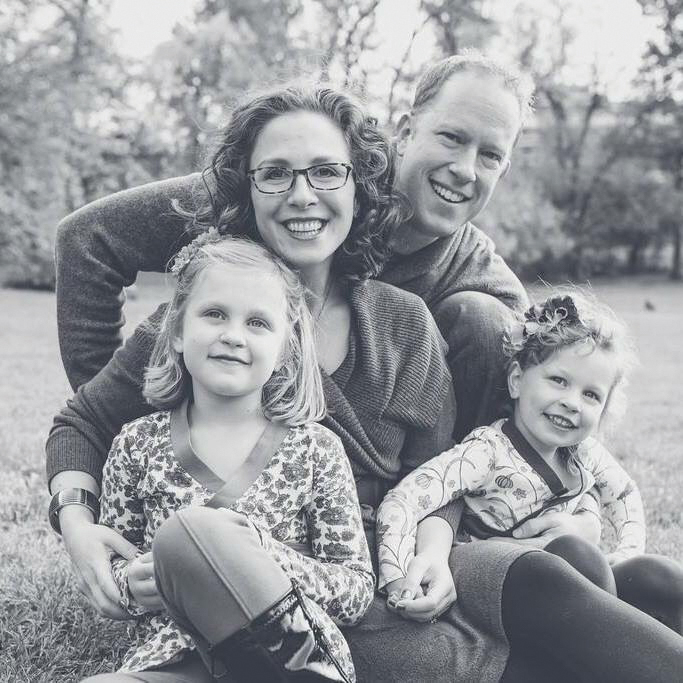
[172,265,289,410]
[508,342,618,459]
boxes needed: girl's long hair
[144,236,325,426]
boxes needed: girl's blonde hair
[503,287,638,434]
[143,235,325,426]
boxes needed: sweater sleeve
[100,424,153,616]
[376,437,494,590]
[582,440,646,563]
[45,306,164,488]
[56,174,201,390]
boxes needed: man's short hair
[412,49,535,130]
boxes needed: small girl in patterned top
[89,235,373,682]
[377,290,683,633]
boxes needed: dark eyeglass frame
[246,162,353,194]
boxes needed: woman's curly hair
[175,80,408,282]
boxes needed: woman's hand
[128,551,164,611]
[499,510,602,547]
[386,552,457,623]
[60,506,138,619]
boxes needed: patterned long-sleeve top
[100,407,374,673]
[376,419,645,590]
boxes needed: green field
[1,277,681,682]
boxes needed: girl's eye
[204,310,224,320]
[550,376,566,386]
[584,390,602,402]
[248,318,270,330]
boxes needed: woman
[47,83,683,682]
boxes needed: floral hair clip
[170,227,222,276]
[523,295,580,338]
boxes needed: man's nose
[447,147,477,184]
[287,173,318,208]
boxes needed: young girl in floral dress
[87,235,373,682]
[377,291,683,633]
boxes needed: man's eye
[438,131,462,143]
[482,150,502,163]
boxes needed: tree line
[2,0,681,288]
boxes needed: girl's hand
[387,552,456,623]
[60,506,138,619]
[510,511,601,546]
[128,552,164,610]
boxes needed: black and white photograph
[2,0,682,680]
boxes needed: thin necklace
[314,278,334,323]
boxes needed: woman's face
[248,111,356,276]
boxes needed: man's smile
[429,178,470,204]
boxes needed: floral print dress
[99,406,374,675]
[376,418,645,590]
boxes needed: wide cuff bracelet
[48,488,100,535]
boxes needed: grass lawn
[1,276,681,682]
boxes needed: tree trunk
[670,222,681,280]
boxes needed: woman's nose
[287,173,318,207]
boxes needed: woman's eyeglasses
[247,163,353,194]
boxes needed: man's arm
[56,173,201,389]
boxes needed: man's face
[395,70,521,241]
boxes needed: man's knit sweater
[55,173,528,392]
[47,280,456,514]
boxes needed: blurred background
[2,0,682,289]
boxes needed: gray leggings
[83,507,293,682]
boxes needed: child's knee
[615,555,683,604]
[544,534,616,594]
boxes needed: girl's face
[508,342,618,459]
[248,111,356,276]
[173,264,289,410]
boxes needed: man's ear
[395,113,413,156]
[507,361,522,399]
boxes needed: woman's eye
[311,164,342,179]
[262,167,289,180]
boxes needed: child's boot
[209,582,354,682]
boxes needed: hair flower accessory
[523,295,580,338]
[170,227,222,275]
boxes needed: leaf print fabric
[376,419,646,589]
[100,413,374,674]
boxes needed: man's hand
[502,511,602,547]
[60,506,138,619]
[127,552,163,611]
[386,552,457,623]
